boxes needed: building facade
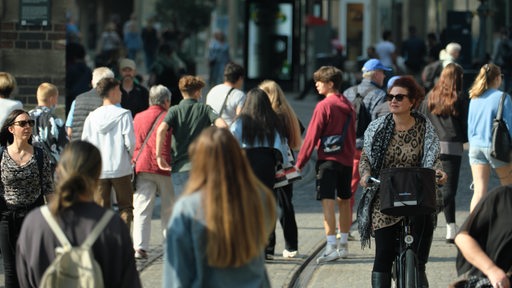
[0,0,67,104]
[1,0,510,104]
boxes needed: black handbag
[320,114,351,154]
[491,92,512,163]
[379,167,436,216]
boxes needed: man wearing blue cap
[342,58,391,238]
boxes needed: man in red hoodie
[295,66,356,264]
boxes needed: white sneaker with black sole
[316,244,340,264]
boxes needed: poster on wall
[20,0,51,26]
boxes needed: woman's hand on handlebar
[435,169,447,185]
[360,173,371,188]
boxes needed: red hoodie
[296,93,356,169]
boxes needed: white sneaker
[283,249,298,258]
[338,242,349,259]
[446,223,459,243]
[316,244,339,264]
[134,249,148,259]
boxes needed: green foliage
[155,0,215,34]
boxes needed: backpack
[421,60,443,91]
[29,107,68,170]
[39,206,114,288]
[352,92,372,139]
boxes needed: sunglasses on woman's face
[386,93,407,102]
[12,120,35,128]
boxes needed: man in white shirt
[205,62,246,126]
[82,77,135,228]
[375,30,396,68]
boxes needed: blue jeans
[171,171,190,198]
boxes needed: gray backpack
[39,206,113,288]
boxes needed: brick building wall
[0,0,67,105]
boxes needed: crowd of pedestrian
[291,24,512,288]
[2,16,512,288]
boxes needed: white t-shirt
[0,98,23,127]
[375,40,396,67]
[205,84,246,126]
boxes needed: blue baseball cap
[362,59,392,73]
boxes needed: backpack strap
[41,206,114,249]
[81,210,114,249]
[218,87,235,117]
[497,92,508,121]
[41,206,72,248]
[34,146,44,196]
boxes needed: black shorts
[315,160,352,200]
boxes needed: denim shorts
[468,145,509,168]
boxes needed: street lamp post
[477,0,490,63]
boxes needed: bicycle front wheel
[404,249,417,288]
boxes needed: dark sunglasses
[12,120,35,128]
[386,93,407,102]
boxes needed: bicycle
[393,216,419,288]
[368,170,436,288]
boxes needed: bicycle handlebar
[366,176,381,185]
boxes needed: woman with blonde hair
[259,80,302,150]
[259,79,302,258]
[16,140,141,287]
[467,63,512,212]
[420,63,468,242]
[164,127,276,287]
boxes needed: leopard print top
[360,119,441,230]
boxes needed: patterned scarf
[357,111,440,249]
[357,113,395,249]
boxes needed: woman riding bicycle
[357,76,447,288]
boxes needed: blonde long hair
[469,63,501,99]
[259,80,302,150]
[183,127,276,268]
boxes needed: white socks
[327,235,337,246]
[339,233,349,244]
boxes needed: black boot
[371,272,391,288]
[415,214,434,288]
[418,270,429,288]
